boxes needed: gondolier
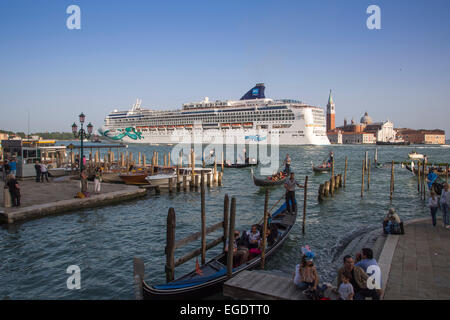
[283,154,291,174]
[284,172,304,214]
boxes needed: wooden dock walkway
[223,270,309,300]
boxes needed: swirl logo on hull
[102,127,143,141]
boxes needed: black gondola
[207,161,259,169]
[311,161,331,173]
[251,168,287,186]
[136,200,297,300]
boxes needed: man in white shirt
[40,162,49,182]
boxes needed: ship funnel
[240,83,265,100]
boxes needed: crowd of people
[292,246,382,300]
[224,223,278,267]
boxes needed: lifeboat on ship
[243,123,253,128]
[221,123,230,129]
[231,123,242,129]
[185,124,193,130]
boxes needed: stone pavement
[1,177,133,212]
[0,177,147,223]
[384,218,450,300]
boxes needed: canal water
[1,144,449,299]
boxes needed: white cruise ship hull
[100,109,330,145]
[99,84,330,146]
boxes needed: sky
[0,0,449,134]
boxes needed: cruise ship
[99,84,330,145]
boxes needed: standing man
[284,172,304,214]
[34,161,41,182]
[327,151,334,166]
[9,158,16,176]
[7,174,20,207]
[441,183,449,229]
[40,162,49,182]
[283,154,291,174]
[355,248,382,294]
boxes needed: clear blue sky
[1,0,449,134]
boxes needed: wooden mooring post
[361,159,365,198]
[302,176,309,235]
[223,194,229,251]
[260,189,270,269]
[417,161,421,193]
[201,171,206,264]
[164,195,233,282]
[390,160,394,200]
[367,159,371,190]
[227,197,236,277]
[344,157,348,188]
[165,208,176,282]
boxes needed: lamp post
[71,112,93,175]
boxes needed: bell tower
[326,90,336,132]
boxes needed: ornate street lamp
[71,112,93,174]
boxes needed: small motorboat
[145,173,177,187]
[119,170,150,185]
[408,151,424,160]
[251,168,287,187]
[101,172,123,183]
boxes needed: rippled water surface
[1,143,449,299]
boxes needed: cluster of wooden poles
[164,183,308,282]
[318,157,346,201]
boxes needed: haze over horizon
[1,0,449,135]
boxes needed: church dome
[360,112,373,124]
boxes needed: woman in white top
[440,183,449,229]
[246,224,261,249]
[293,246,319,291]
[428,190,439,227]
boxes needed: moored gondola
[251,168,287,186]
[137,200,297,300]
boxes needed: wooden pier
[223,270,308,300]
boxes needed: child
[427,190,439,227]
[338,272,354,300]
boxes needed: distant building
[364,120,396,143]
[327,130,342,144]
[341,132,376,144]
[396,129,445,145]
